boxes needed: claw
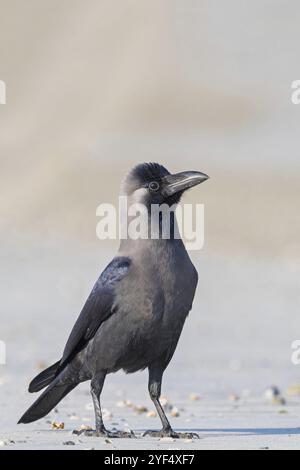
[143,429,199,439]
[73,428,136,438]
[111,429,136,439]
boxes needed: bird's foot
[73,427,136,438]
[110,428,136,438]
[73,426,111,438]
[143,427,199,439]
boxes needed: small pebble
[147,411,157,418]
[116,399,133,408]
[264,386,286,405]
[189,393,200,401]
[102,408,113,419]
[264,386,281,401]
[271,397,286,405]
[160,396,173,412]
[170,407,180,417]
[228,394,240,402]
[69,414,79,421]
[52,421,64,430]
[116,400,126,408]
[72,425,92,436]
[80,424,92,431]
[286,384,300,396]
[0,440,14,446]
[63,441,75,446]
[133,405,148,414]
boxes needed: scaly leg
[74,372,135,438]
[143,365,199,439]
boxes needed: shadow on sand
[176,427,300,437]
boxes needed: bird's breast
[116,242,198,324]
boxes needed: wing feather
[57,257,131,372]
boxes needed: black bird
[19,163,209,438]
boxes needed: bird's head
[122,162,209,207]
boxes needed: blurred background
[1,0,300,425]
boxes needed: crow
[18,163,209,438]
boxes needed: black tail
[28,361,61,393]
[18,379,77,424]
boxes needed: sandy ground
[1,240,300,450]
[2,389,300,450]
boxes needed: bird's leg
[143,366,176,438]
[74,373,135,438]
[143,366,199,439]
[90,374,106,435]
[73,373,108,437]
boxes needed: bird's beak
[161,171,209,197]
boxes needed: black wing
[58,256,131,372]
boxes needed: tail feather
[29,361,61,393]
[18,379,77,424]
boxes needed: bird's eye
[148,181,160,192]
